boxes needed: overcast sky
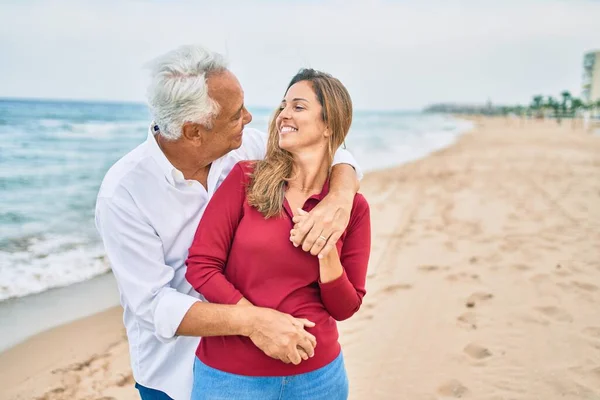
[1,0,599,110]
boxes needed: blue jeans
[135,382,173,400]
[192,352,349,400]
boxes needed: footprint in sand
[47,387,67,396]
[554,269,573,277]
[530,273,551,284]
[567,365,600,385]
[515,312,550,326]
[508,212,519,221]
[591,367,600,383]
[358,313,374,321]
[445,241,456,251]
[510,263,532,272]
[418,265,450,273]
[571,281,598,292]
[437,379,470,398]
[535,306,573,323]
[362,302,376,310]
[446,272,480,283]
[465,292,493,308]
[463,343,492,360]
[115,373,134,387]
[457,312,478,330]
[582,327,600,338]
[381,283,413,293]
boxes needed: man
[95,45,362,400]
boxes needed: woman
[185,68,371,400]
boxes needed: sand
[1,116,599,400]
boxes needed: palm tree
[531,95,544,119]
[570,97,584,128]
[545,96,560,123]
[545,96,557,119]
[571,98,584,115]
[514,105,525,118]
[560,91,572,117]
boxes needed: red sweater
[185,161,371,376]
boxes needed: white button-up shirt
[95,126,362,400]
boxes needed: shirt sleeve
[95,195,200,343]
[185,163,247,304]
[332,147,364,181]
[319,195,371,321]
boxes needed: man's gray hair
[145,45,228,140]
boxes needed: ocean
[0,99,473,303]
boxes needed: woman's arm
[185,163,248,304]
[318,195,371,321]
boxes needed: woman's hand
[244,306,317,365]
[237,296,313,363]
[290,194,351,259]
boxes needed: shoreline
[1,116,599,399]
[0,271,121,353]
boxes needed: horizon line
[0,96,423,113]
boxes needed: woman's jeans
[192,352,349,400]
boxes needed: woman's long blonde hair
[247,68,353,218]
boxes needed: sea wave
[0,234,110,301]
[38,120,148,140]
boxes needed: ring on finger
[318,235,327,241]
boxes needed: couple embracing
[96,44,371,400]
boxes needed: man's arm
[96,194,200,342]
[96,192,316,364]
[177,301,316,365]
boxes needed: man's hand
[290,190,353,259]
[244,307,317,365]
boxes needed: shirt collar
[146,123,182,186]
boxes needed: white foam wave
[0,235,110,301]
[38,119,65,128]
[43,120,148,140]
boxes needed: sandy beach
[1,116,599,400]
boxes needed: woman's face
[276,80,328,154]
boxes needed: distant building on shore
[582,51,600,103]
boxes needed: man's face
[202,70,252,156]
